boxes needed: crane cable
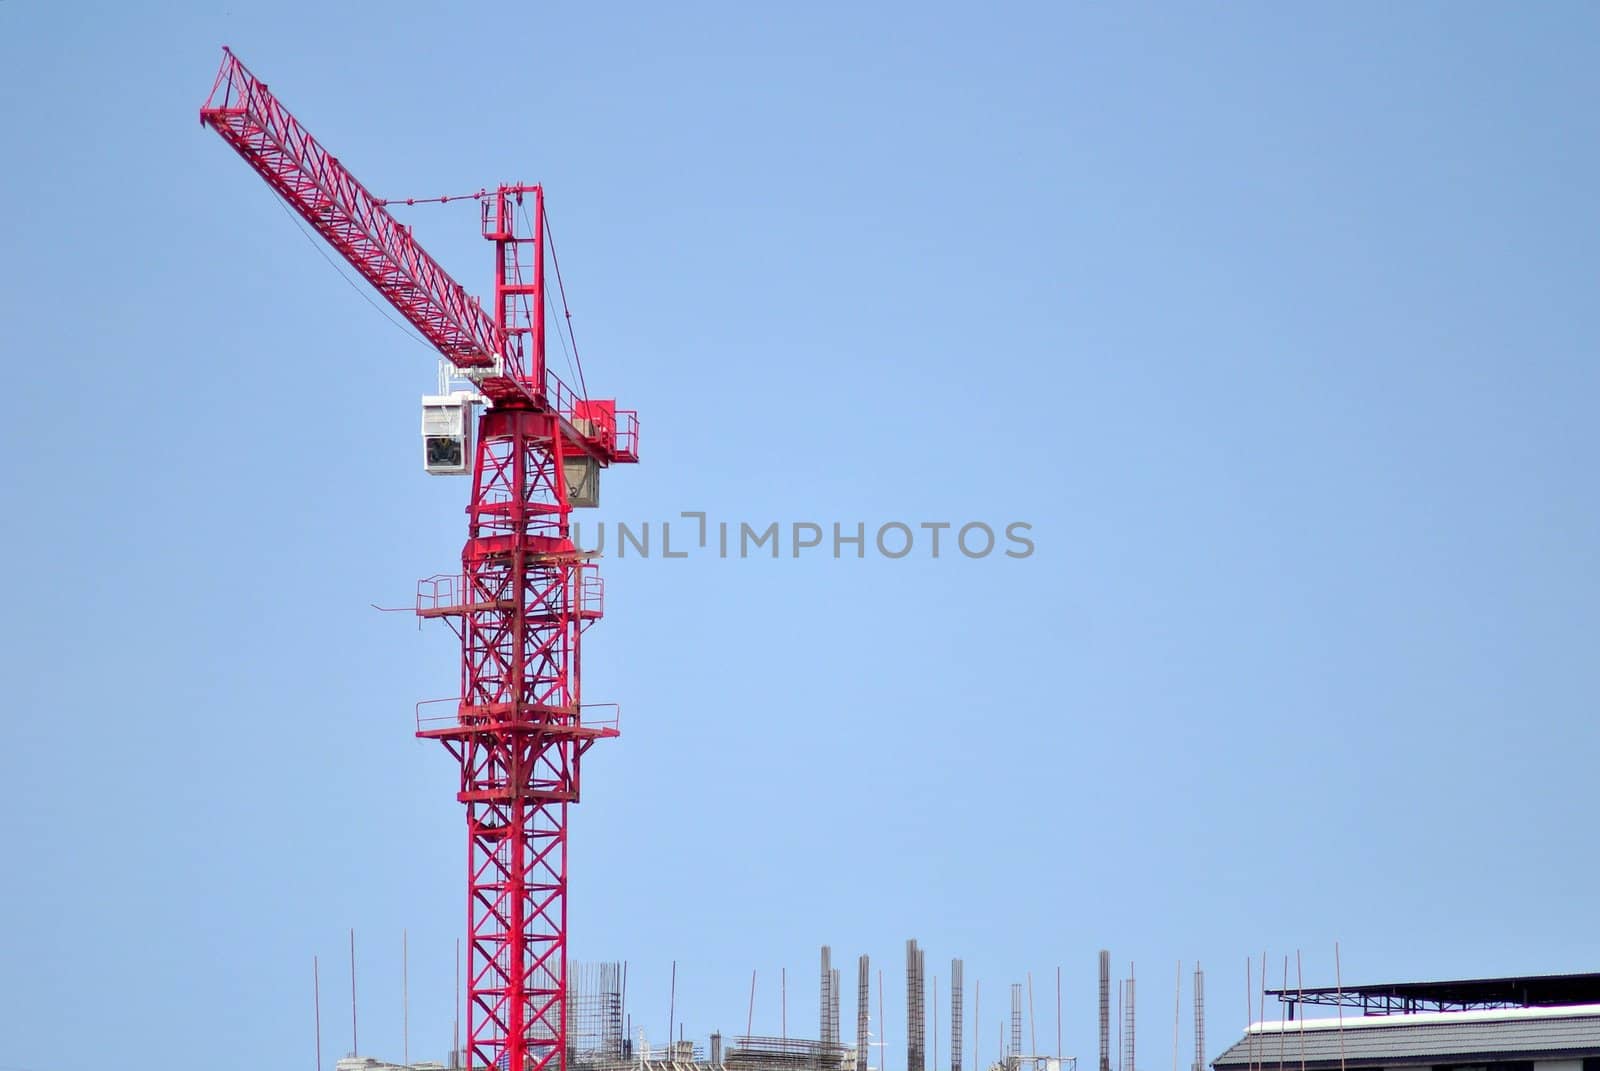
[374,188,490,208]
[270,182,593,404]
[541,203,592,403]
[544,275,582,401]
[515,199,585,402]
[268,190,436,355]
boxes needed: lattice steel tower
[201,49,639,1071]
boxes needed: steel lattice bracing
[200,49,504,370]
[416,186,626,1071]
[419,402,619,1071]
[419,288,619,1070]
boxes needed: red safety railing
[578,564,604,618]
[416,573,464,614]
[419,571,604,618]
[415,697,622,735]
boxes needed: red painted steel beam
[200,48,508,374]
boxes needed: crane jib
[198,48,639,466]
[199,49,506,375]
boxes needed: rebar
[1122,972,1136,1071]
[568,961,626,1059]
[1099,952,1111,1071]
[858,956,871,1071]
[1009,985,1022,1071]
[952,960,964,1071]
[908,940,926,1071]
[823,948,835,1047]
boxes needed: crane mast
[201,49,639,1071]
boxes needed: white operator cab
[420,391,479,476]
[422,388,605,507]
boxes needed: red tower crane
[200,48,639,1071]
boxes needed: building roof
[1212,1005,1600,1070]
[1270,973,1600,1017]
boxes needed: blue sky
[2,3,1598,1071]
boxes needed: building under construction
[556,950,1070,1071]
[330,940,1102,1071]
[326,941,1600,1071]
[561,959,853,1071]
